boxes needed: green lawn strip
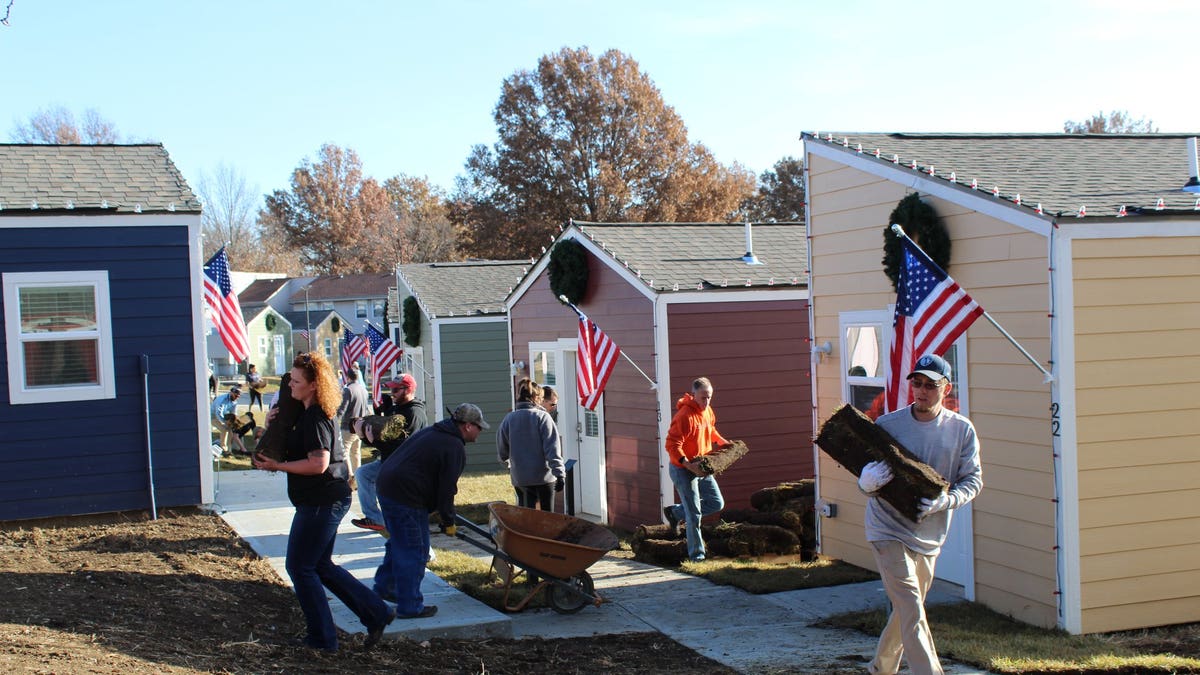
[428,548,548,611]
[685,556,878,593]
[821,602,1200,674]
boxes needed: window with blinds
[3,271,116,404]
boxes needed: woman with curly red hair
[253,351,393,652]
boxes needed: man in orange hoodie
[662,377,731,562]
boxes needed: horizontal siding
[667,299,813,511]
[807,153,1057,628]
[438,322,511,472]
[0,225,202,520]
[1072,235,1200,633]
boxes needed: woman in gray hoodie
[497,378,565,511]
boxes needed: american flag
[341,327,367,369]
[299,329,310,344]
[364,323,402,404]
[202,248,249,362]
[886,236,984,412]
[576,313,619,411]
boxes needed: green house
[242,306,294,376]
[396,260,529,471]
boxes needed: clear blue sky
[4,0,1196,204]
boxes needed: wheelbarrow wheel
[547,571,595,614]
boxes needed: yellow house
[804,132,1200,634]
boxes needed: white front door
[273,335,286,374]
[936,503,974,597]
[531,342,606,522]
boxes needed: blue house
[0,144,207,521]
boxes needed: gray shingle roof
[571,221,808,290]
[239,278,292,306]
[398,260,529,318]
[807,132,1200,218]
[0,144,200,214]
[287,273,394,304]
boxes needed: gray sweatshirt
[496,402,564,487]
[865,405,983,555]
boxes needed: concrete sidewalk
[211,469,991,673]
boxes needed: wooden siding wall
[1071,235,1200,633]
[0,225,201,520]
[665,299,813,510]
[509,258,659,532]
[438,321,511,472]
[807,153,1058,628]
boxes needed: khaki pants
[869,540,943,675]
[342,432,363,476]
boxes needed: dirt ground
[0,508,736,675]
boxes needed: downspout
[141,354,158,520]
[801,141,823,553]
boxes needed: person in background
[856,353,982,675]
[352,374,428,532]
[210,385,248,455]
[662,377,731,563]
[541,385,559,423]
[337,365,371,490]
[251,351,394,652]
[498,378,564,512]
[245,363,265,411]
[372,403,486,619]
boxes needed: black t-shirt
[285,404,351,506]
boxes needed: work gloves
[858,460,893,494]
[918,493,952,519]
[440,523,457,537]
[554,476,565,492]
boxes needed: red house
[506,221,813,531]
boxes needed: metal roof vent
[1183,137,1200,193]
[742,222,763,265]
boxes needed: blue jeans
[356,459,384,524]
[667,464,724,560]
[285,496,392,651]
[374,496,431,617]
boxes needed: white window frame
[324,337,333,357]
[259,335,269,356]
[3,270,116,404]
[356,300,367,318]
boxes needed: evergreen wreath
[402,296,421,347]
[882,193,952,293]
[548,238,589,305]
[264,313,276,331]
[330,316,340,333]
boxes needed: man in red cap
[352,373,428,532]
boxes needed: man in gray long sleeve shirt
[858,353,982,675]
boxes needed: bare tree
[199,163,261,264]
[11,105,122,143]
[1063,110,1158,134]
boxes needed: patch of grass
[685,555,878,593]
[821,601,1200,674]
[427,548,548,612]
[454,470,514,524]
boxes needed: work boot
[663,505,680,538]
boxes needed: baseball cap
[907,354,952,382]
[451,402,490,430]
[386,374,417,390]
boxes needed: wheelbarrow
[455,503,618,613]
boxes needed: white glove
[858,461,893,493]
[918,493,952,519]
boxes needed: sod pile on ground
[631,479,816,565]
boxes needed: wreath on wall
[331,316,340,334]
[548,238,589,305]
[882,193,952,293]
[402,296,421,347]
[265,313,276,331]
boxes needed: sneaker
[690,554,706,563]
[398,605,437,620]
[363,609,395,649]
[352,518,386,532]
[663,506,680,537]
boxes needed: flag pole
[559,295,657,390]
[890,224,1054,383]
